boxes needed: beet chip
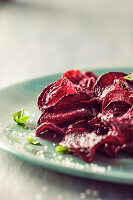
[63,70,97,97]
[93,72,127,98]
[38,77,91,111]
[36,123,64,142]
[37,97,102,136]
[60,125,119,162]
[114,76,133,93]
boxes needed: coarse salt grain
[53,153,56,157]
[58,156,62,160]
[36,151,44,159]
[13,130,16,134]
[44,146,48,150]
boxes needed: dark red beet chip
[84,71,98,80]
[93,72,127,98]
[102,101,131,118]
[114,77,133,93]
[60,127,120,162]
[100,88,132,117]
[37,81,60,111]
[38,108,95,126]
[36,122,65,136]
[38,77,90,111]
[108,107,133,140]
[41,92,91,114]
[102,89,131,111]
[63,70,84,84]
[63,70,97,97]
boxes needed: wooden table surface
[0,1,133,200]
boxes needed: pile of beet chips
[36,70,133,162]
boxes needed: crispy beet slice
[37,97,101,129]
[84,71,98,80]
[82,98,102,114]
[108,107,133,142]
[63,70,97,97]
[102,101,131,118]
[88,117,108,135]
[79,77,96,97]
[101,106,133,143]
[102,89,131,110]
[37,93,92,127]
[37,81,60,111]
[38,108,95,127]
[63,70,84,84]
[38,131,64,143]
[38,77,90,111]
[60,106,133,162]
[102,104,133,124]
[60,128,119,162]
[36,123,64,142]
[93,72,127,98]
[101,89,131,117]
[36,122,65,135]
[41,92,91,114]
[114,77,133,93]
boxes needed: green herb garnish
[124,73,133,81]
[12,109,29,124]
[25,135,41,145]
[56,146,69,154]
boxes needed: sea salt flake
[53,153,56,157]
[44,146,48,150]
[36,151,44,159]
[58,156,62,160]
[13,131,16,134]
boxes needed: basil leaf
[124,73,133,81]
[56,146,69,154]
[12,109,29,124]
[25,135,41,145]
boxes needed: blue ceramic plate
[0,67,133,185]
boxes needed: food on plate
[12,109,29,124]
[36,70,133,162]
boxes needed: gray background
[0,0,133,199]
